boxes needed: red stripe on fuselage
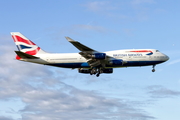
[130,50,152,53]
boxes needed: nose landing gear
[152,65,156,72]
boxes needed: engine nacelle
[108,60,123,65]
[78,68,91,74]
[91,53,106,59]
[103,68,113,73]
[78,68,113,74]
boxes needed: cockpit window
[156,50,160,52]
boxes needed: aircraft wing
[65,37,96,52]
[65,37,114,68]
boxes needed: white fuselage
[20,49,169,69]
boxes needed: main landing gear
[152,65,156,72]
[90,68,103,77]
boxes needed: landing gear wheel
[91,68,97,75]
[96,74,100,77]
[90,67,103,77]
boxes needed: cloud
[20,88,155,120]
[0,116,14,120]
[147,85,180,98]
[0,35,155,120]
[82,1,157,22]
[83,1,117,13]
[82,1,127,20]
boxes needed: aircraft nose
[165,55,169,61]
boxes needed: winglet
[65,37,75,42]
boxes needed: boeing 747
[11,32,169,77]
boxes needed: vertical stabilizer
[11,32,47,59]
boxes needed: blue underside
[46,61,165,68]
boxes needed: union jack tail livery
[11,32,47,59]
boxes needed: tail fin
[11,32,47,59]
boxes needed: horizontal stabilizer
[15,51,39,59]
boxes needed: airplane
[11,32,169,77]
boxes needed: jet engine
[78,68,91,74]
[78,68,113,74]
[90,53,106,59]
[102,68,113,73]
[108,60,124,65]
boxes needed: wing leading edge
[65,37,96,52]
[65,37,116,68]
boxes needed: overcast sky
[0,0,180,120]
